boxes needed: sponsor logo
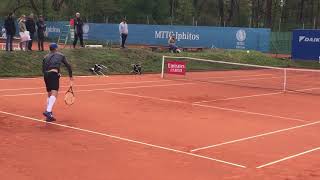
[236,29,246,42]
[155,31,200,41]
[82,24,90,40]
[83,24,90,34]
[46,26,61,33]
[299,36,305,42]
[166,61,187,75]
[236,29,246,49]
[299,36,320,43]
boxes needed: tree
[227,0,235,25]
[218,0,224,26]
[299,0,306,23]
[265,0,272,28]
[151,0,170,24]
[175,0,195,24]
[52,0,64,11]
[0,0,318,30]
[316,0,320,28]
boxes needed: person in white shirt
[119,18,128,48]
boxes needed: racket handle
[70,78,74,87]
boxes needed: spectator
[168,35,180,53]
[26,13,36,51]
[73,12,84,48]
[4,12,16,51]
[119,18,128,48]
[18,15,28,51]
[36,15,46,51]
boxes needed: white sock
[45,97,49,109]
[46,96,56,112]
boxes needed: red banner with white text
[166,61,187,75]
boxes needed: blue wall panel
[43,22,270,52]
[292,29,320,60]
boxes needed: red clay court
[0,62,320,179]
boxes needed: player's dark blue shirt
[42,52,73,77]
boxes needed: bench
[0,37,21,43]
[0,43,20,50]
[85,45,103,48]
[0,37,21,50]
[149,45,204,52]
[149,46,169,52]
[182,47,204,52]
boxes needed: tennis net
[161,56,320,95]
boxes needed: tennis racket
[64,86,75,105]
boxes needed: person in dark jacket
[4,13,16,51]
[36,15,46,51]
[73,12,84,48]
[25,13,36,51]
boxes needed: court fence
[270,32,292,55]
[0,19,292,55]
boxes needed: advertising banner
[292,29,320,60]
[166,61,187,75]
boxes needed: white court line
[0,75,99,81]
[209,76,281,83]
[0,110,246,168]
[291,87,320,92]
[0,77,41,81]
[192,73,274,81]
[0,73,272,81]
[175,76,281,84]
[0,73,277,97]
[104,91,308,123]
[0,73,274,92]
[2,92,47,97]
[193,104,307,122]
[1,78,314,123]
[256,147,320,169]
[1,82,195,97]
[0,75,152,81]
[194,92,284,104]
[194,86,320,104]
[0,80,172,92]
[0,75,281,97]
[190,120,320,152]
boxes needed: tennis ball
[246,50,250,54]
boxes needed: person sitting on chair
[168,35,181,53]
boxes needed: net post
[161,56,165,78]
[283,68,287,92]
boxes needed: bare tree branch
[13,3,33,13]
[29,0,40,15]
[52,0,65,11]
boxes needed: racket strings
[64,87,75,105]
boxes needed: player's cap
[49,43,58,49]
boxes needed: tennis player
[42,43,73,122]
